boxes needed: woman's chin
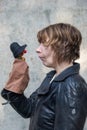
[42,62,52,68]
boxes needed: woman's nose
[36,46,41,53]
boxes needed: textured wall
[0,0,87,130]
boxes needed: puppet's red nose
[23,50,27,53]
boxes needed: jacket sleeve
[54,81,86,130]
[1,88,38,118]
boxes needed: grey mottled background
[0,0,87,130]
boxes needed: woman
[1,23,87,130]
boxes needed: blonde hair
[37,23,82,64]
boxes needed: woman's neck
[55,62,73,75]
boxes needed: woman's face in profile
[36,43,57,68]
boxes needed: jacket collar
[37,62,80,95]
[53,62,80,82]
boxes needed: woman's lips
[39,56,45,61]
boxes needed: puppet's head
[10,42,27,58]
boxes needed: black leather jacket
[1,63,87,130]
